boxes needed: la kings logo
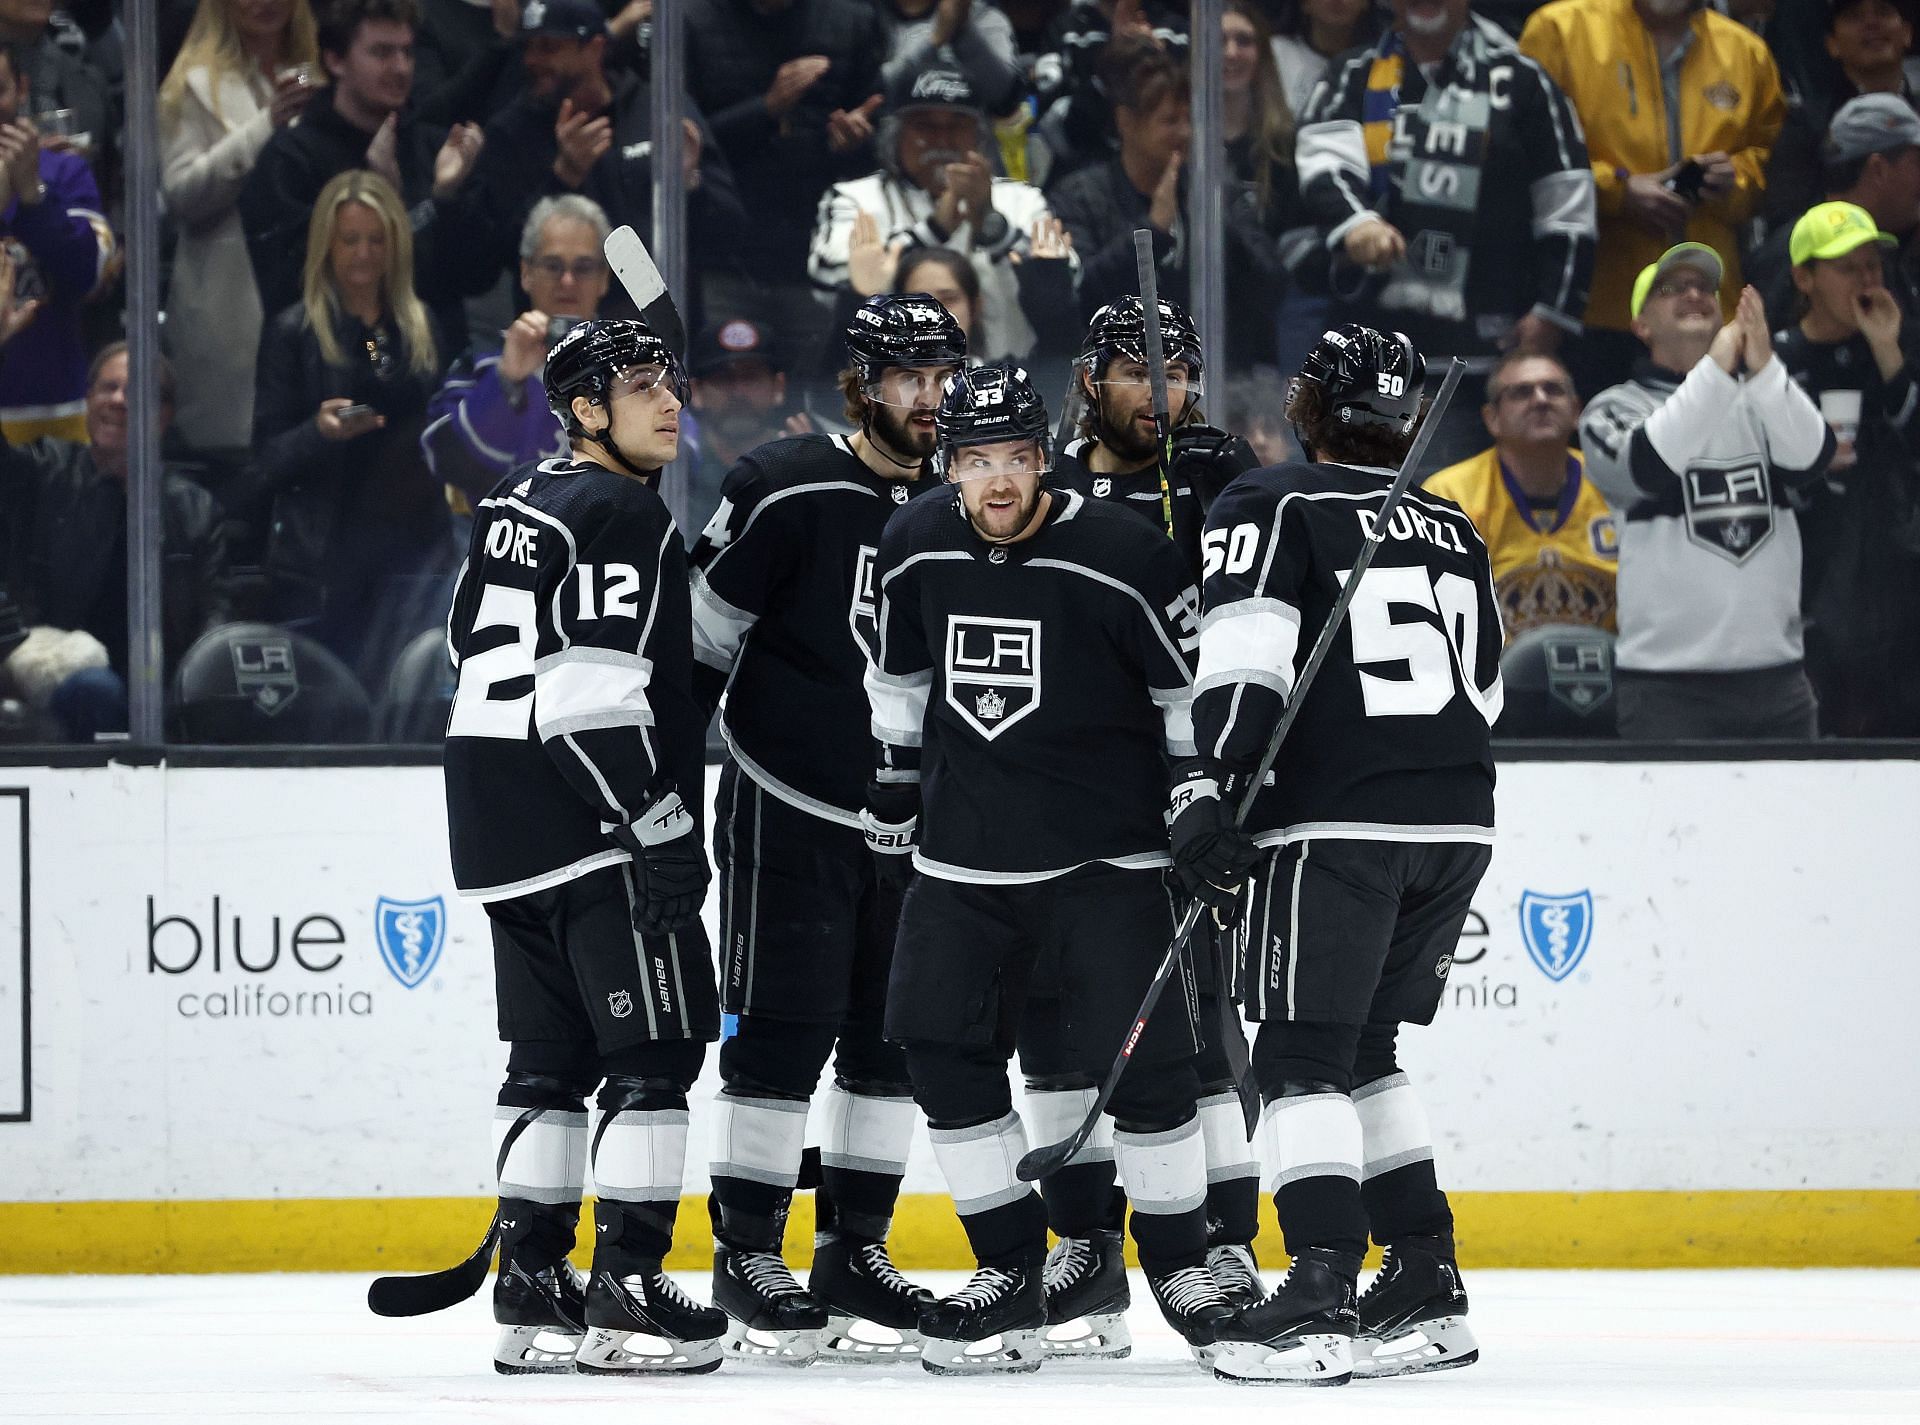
[1683,458,1774,564]
[850,545,879,659]
[945,615,1041,739]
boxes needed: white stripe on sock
[1258,1091,1361,1193]
[1114,1117,1209,1216]
[818,1082,916,1175]
[708,1091,809,1187]
[1353,1072,1437,1180]
[592,1108,689,1204]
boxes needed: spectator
[1270,0,1378,117]
[0,337,231,742]
[0,0,110,171]
[1221,0,1296,369]
[1297,0,1595,470]
[1219,363,1294,465]
[683,0,886,350]
[1033,0,1187,187]
[1425,350,1619,637]
[1750,93,1920,326]
[410,0,522,123]
[0,39,112,444]
[160,0,322,458]
[1521,0,1787,400]
[1579,243,1833,740]
[810,59,1071,365]
[250,169,452,681]
[1774,200,1920,734]
[685,314,805,528]
[423,192,611,511]
[468,0,744,306]
[1764,0,1914,230]
[239,0,491,343]
[877,0,1022,114]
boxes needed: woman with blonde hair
[251,169,450,685]
[1221,0,1299,368]
[160,0,320,454]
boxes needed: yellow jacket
[1519,0,1785,332]
[1424,447,1619,636]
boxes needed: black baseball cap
[520,0,607,42]
[691,317,784,376]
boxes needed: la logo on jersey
[849,545,879,658]
[1518,890,1592,982]
[1683,458,1774,563]
[945,615,1041,739]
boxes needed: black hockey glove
[1169,761,1261,921]
[1168,424,1261,503]
[861,777,920,894]
[610,787,710,935]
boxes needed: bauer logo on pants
[1518,890,1592,982]
[374,896,445,989]
[945,615,1041,740]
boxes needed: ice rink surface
[5,1269,1917,1424]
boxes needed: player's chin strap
[858,415,926,475]
[587,403,657,482]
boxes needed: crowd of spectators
[0,0,1916,744]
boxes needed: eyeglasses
[529,257,606,282]
[1651,275,1718,301]
[1491,379,1572,405]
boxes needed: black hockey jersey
[444,457,705,901]
[867,487,1200,881]
[1193,461,1503,844]
[689,433,929,826]
[1051,438,1206,579]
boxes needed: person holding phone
[250,168,450,685]
[423,193,615,513]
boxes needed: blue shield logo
[375,896,445,989]
[1518,891,1592,982]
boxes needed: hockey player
[1026,297,1264,1355]
[443,318,724,1376]
[864,361,1249,1374]
[688,293,967,1364]
[1174,325,1503,1385]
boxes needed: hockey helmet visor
[1078,296,1205,391]
[937,361,1051,479]
[545,317,687,435]
[845,292,969,387]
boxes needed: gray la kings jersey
[1581,354,1833,674]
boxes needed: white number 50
[1341,565,1480,717]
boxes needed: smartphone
[335,403,376,421]
[1664,158,1707,203]
[546,314,585,349]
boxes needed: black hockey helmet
[1292,324,1425,437]
[937,361,1050,455]
[1078,295,1204,383]
[844,293,968,385]
[544,317,687,439]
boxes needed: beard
[966,483,1042,541]
[1094,388,1160,465]
[869,398,938,463]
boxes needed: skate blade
[821,1312,924,1363]
[1211,1332,1353,1386]
[722,1317,823,1366]
[1353,1315,1479,1379]
[575,1326,724,1375]
[493,1323,584,1374]
[1040,1310,1132,1361]
[920,1327,1046,1375]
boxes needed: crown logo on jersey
[975,687,1006,720]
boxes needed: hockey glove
[1168,424,1261,502]
[611,788,710,935]
[862,778,920,894]
[1169,761,1261,921]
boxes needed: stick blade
[366,1228,498,1317]
[603,224,666,309]
[1016,1140,1078,1184]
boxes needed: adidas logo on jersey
[513,479,532,497]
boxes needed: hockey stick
[1132,230,1177,539]
[603,224,688,359]
[366,1106,542,1317]
[1016,356,1468,1183]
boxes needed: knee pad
[1020,1069,1097,1094]
[1353,1022,1402,1087]
[1109,1056,1202,1135]
[501,1039,598,1110]
[720,1015,838,1100]
[598,1038,705,1106]
[830,1024,911,1096]
[904,1041,1014,1128]
[1252,1020,1362,1097]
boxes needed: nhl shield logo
[1683,459,1774,564]
[608,990,633,1019]
[375,896,445,988]
[1518,890,1592,982]
[946,614,1041,740]
[1092,476,1113,498]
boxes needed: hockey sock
[1197,1085,1261,1246]
[1022,1082,1116,1239]
[1113,1114,1209,1269]
[495,1057,591,1263]
[1260,1089,1368,1262]
[928,1110,1049,1269]
[1355,1072,1454,1245]
[592,1076,691,1264]
[707,1087,809,1252]
[817,1079,915,1243]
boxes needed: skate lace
[740,1251,810,1300]
[1158,1264,1227,1316]
[951,1266,1018,1309]
[1356,1247,1402,1310]
[855,1242,914,1293]
[646,1269,702,1312]
[1206,1244,1259,1297]
[1042,1237,1091,1293]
